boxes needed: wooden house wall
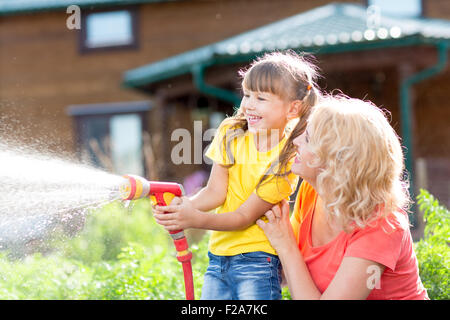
[0,0,448,213]
[0,0,363,163]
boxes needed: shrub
[0,190,447,300]
[415,189,450,300]
[0,198,209,299]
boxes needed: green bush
[0,190,448,300]
[0,198,209,299]
[415,189,450,300]
[0,252,93,299]
[58,199,169,264]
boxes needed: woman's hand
[153,196,201,231]
[256,199,296,254]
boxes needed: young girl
[257,95,429,299]
[154,50,320,300]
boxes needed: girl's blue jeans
[200,251,282,300]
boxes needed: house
[1,0,449,240]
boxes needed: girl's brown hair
[220,50,320,190]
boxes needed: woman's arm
[154,193,274,231]
[257,200,385,300]
[321,257,385,299]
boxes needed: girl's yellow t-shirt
[205,123,299,256]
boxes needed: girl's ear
[287,100,302,120]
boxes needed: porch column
[398,63,417,225]
[151,90,169,179]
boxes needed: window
[110,114,143,175]
[367,0,422,18]
[80,9,138,52]
[67,101,151,176]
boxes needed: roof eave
[123,34,450,89]
[0,0,177,16]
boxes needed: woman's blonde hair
[220,50,320,189]
[306,94,411,232]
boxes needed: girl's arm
[188,162,229,212]
[154,193,274,231]
[257,200,385,300]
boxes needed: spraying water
[0,140,127,251]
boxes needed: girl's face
[241,88,293,136]
[291,126,319,181]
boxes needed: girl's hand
[151,196,182,215]
[256,199,296,254]
[153,196,200,231]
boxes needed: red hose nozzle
[119,174,193,299]
[120,175,184,203]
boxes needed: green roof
[123,2,450,88]
[0,0,177,16]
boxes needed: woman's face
[291,125,319,182]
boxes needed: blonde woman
[257,95,429,300]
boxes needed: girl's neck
[253,128,285,152]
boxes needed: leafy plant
[0,198,210,299]
[0,190,447,300]
[415,189,450,300]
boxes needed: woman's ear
[287,100,303,120]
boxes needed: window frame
[78,6,140,54]
[67,101,151,174]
